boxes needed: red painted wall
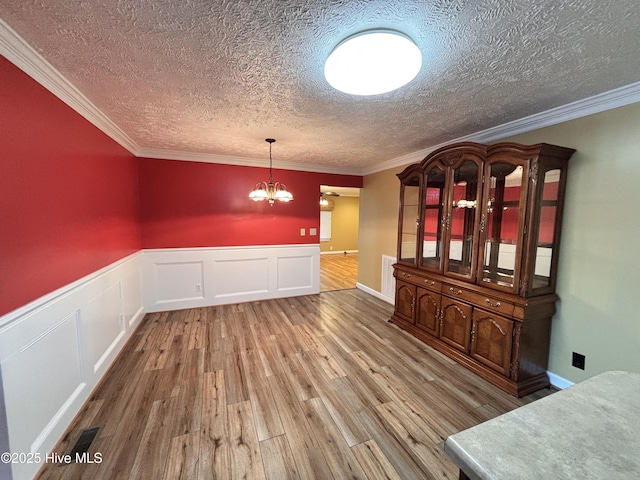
[139,158,362,248]
[0,56,141,316]
[0,54,363,316]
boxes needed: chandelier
[249,138,293,205]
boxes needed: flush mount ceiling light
[249,138,293,205]
[324,29,422,95]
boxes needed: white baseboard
[547,371,574,390]
[320,249,358,255]
[0,253,144,480]
[356,282,394,305]
[142,245,320,312]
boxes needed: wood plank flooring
[320,253,358,291]
[37,289,552,480]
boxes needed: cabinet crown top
[398,141,575,179]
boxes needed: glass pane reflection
[422,166,445,269]
[481,163,523,288]
[400,177,420,263]
[532,169,561,289]
[447,160,478,277]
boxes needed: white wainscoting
[142,244,321,312]
[0,253,144,480]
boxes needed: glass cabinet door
[445,159,481,278]
[398,176,421,264]
[479,161,527,290]
[421,166,446,270]
[530,168,563,292]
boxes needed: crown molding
[0,18,140,154]
[0,18,362,176]
[362,80,640,175]
[3,17,639,178]
[137,148,364,176]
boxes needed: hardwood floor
[37,290,552,480]
[320,253,358,291]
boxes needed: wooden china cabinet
[390,142,575,396]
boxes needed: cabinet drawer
[442,284,515,316]
[395,270,442,291]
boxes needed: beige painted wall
[358,167,403,289]
[320,195,360,253]
[357,101,640,384]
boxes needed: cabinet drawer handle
[486,299,501,308]
[425,280,435,286]
[449,288,462,295]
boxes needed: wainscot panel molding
[141,245,321,312]
[0,252,144,480]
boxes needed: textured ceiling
[1,0,640,173]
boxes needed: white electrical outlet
[310,228,317,235]
[300,228,306,236]
[196,283,202,292]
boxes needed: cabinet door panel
[471,311,514,376]
[444,158,482,280]
[416,288,440,336]
[421,165,446,271]
[527,167,565,295]
[478,159,528,292]
[399,175,421,265]
[440,298,472,353]
[395,281,416,323]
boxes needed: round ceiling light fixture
[324,29,422,96]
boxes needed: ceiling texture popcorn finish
[1,0,639,174]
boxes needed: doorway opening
[319,186,360,292]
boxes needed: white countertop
[444,371,640,479]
